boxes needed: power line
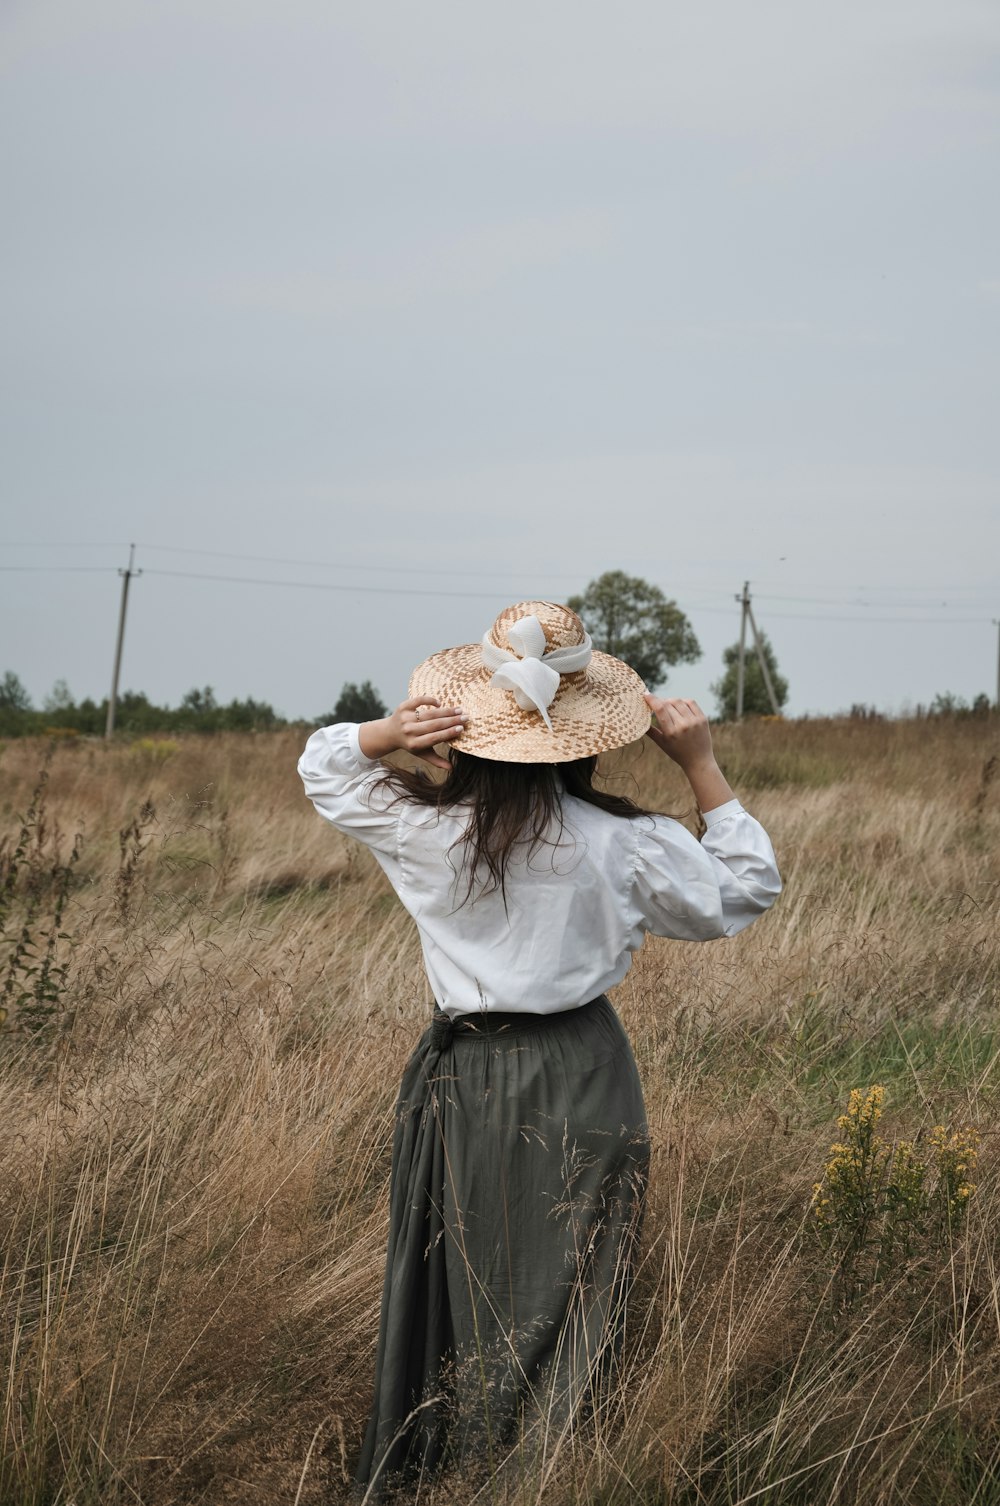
[0,565,119,573]
[753,591,991,609]
[0,540,131,548]
[2,539,603,585]
[0,558,990,621]
[134,544,759,593]
[140,551,993,608]
[0,546,727,592]
[142,567,510,601]
[139,568,992,623]
[739,609,990,625]
[2,539,994,608]
[138,542,590,583]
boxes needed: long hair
[373,748,659,907]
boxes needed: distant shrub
[128,738,180,762]
[849,703,884,721]
[929,692,995,719]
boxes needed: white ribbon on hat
[481,615,592,732]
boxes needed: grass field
[1,716,999,1505]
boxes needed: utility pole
[747,597,781,716]
[105,543,142,740]
[735,581,750,721]
[994,619,1000,711]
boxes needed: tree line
[0,674,389,739]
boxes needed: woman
[297,600,781,1498]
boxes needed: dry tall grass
[1,717,998,1505]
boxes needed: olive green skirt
[355,994,650,1498]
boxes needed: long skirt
[354,993,650,1499]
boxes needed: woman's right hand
[358,697,465,769]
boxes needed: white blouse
[297,723,782,1018]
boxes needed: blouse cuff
[346,722,382,769]
[702,797,745,827]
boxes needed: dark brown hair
[374,748,658,908]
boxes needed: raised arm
[357,697,465,767]
[634,695,781,939]
[297,698,466,851]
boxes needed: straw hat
[408,600,651,763]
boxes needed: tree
[0,671,32,712]
[324,681,388,724]
[220,696,281,732]
[39,678,79,731]
[115,691,163,734]
[173,686,221,734]
[180,686,218,716]
[566,571,700,689]
[0,671,34,735]
[43,679,74,713]
[712,631,789,720]
[929,692,993,719]
[73,698,104,735]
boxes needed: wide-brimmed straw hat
[408,600,651,763]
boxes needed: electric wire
[137,568,991,622]
[1,550,994,622]
[138,542,590,584]
[141,567,508,602]
[1,540,994,608]
[0,561,993,622]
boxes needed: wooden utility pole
[747,598,781,716]
[105,543,142,740]
[734,580,781,719]
[735,581,750,720]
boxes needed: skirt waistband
[429,995,608,1048]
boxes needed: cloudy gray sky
[2,0,998,721]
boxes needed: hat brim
[408,643,651,763]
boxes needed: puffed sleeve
[296,722,399,855]
[629,798,781,942]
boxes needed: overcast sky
[2,0,998,721]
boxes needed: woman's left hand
[644,694,735,812]
[643,695,715,771]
